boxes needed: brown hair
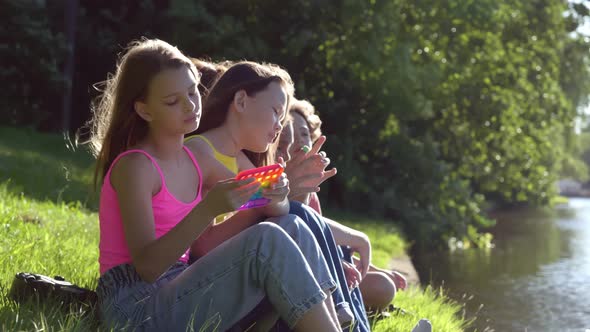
[290,99,322,143]
[283,111,294,127]
[189,58,230,98]
[196,61,294,166]
[85,38,198,188]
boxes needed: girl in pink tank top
[84,38,341,331]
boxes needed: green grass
[372,286,472,331]
[0,126,97,209]
[0,125,471,331]
[330,213,471,331]
[332,214,406,268]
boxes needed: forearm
[134,204,215,282]
[324,217,367,246]
[190,208,263,256]
[351,255,378,270]
[194,199,289,256]
[325,216,372,276]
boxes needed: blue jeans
[289,201,371,332]
[340,246,371,332]
[97,222,336,331]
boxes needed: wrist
[348,230,368,247]
[263,199,290,216]
[197,198,221,225]
[290,193,310,204]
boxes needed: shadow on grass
[0,283,100,332]
[0,126,98,210]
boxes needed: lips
[184,115,197,123]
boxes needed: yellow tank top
[184,135,238,174]
[184,134,239,224]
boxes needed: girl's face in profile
[238,81,287,153]
[138,66,201,135]
[277,120,294,162]
[290,111,312,156]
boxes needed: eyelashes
[165,91,199,106]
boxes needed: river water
[412,198,590,331]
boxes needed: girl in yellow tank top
[184,135,238,173]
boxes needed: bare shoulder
[185,137,218,174]
[110,152,159,194]
[185,135,213,156]
[185,136,228,189]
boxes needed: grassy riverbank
[0,126,471,331]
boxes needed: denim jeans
[97,221,335,331]
[340,246,371,332]
[289,201,371,332]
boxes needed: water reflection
[413,198,590,331]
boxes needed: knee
[249,222,311,260]
[285,215,302,232]
[271,214,299,227]
[253,221,285,233]
[361,272,396,309]
[250,222,291,245]
[273,215,316,241]
[291,215,315,234]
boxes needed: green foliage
[308,0,590,246]
[0,0,65,129]
[7,0,590,247]
[421,0,579,206]
[572,130,590,185]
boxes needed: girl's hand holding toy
[261,158,290,205]
[202,177,261,216]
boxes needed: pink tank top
[98,146,203,275]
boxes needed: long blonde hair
[85,38,198,188]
